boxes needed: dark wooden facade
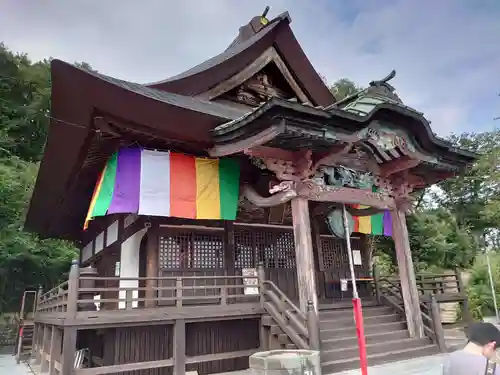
[24,8,477,375]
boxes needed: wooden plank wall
[97,319,259,375]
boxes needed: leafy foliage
[0,43,78,313]
[329,78,363,101]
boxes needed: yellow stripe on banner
[357,205,372,234]
[195,158,221,219]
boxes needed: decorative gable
[197,47,312,107]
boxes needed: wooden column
[48,326,62,375]
[291,197,318,313]
[173,319,186,375]
[61,260,79,375]
[145,224,159,308]
[41,324,50,372]
[390,208,424,338]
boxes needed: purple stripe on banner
[383,210,393,236]
[107,148,142,214]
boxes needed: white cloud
[1,0,498,135]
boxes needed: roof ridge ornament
[367,69,402,103]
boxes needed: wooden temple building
[23,9,476,375]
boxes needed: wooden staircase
[319,302,438,373]
[258,271,446,374]
[15,290,38,363]
[15,322,34,360]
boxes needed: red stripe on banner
[352,204,360,232]
[353,297,368,375]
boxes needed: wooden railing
[36,262,260,315]
[257,264,319,351]
[37,282,69,313]
[378,276,447,351]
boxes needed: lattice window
[234,228,255,268]
[159,231,223,269]
[159,236,182,269]
[320,237,363,271]
[192,233,223,268]
[275,232,296,269]
[234,227,296,269]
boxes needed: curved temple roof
[24,12,476,242]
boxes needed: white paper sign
[242,268,259,295]
[114,261,121,276]
[341,279,348,291]
[353,250,362,266]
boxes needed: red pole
[353,297,368,375]
[341,204,369,375]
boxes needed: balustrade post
[66,260,80,317]
[78,265,98,311]
[455,268,473,327]
[372,263,381,305]
[306,300,321,351]
[430,295,446,352]
[257,262,266,308]
[176,278,183,308]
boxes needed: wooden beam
[301,184,396,209]
[291,198,318,313]
[379,156,420,177]
[244,145,295,161]
[209,122,285,157]
[390,208,424,338]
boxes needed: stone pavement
[0,354,32,375]
[331,354,444,375]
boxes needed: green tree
[434,130,500,247]
[0,43,83,313]
[330,78,363,101]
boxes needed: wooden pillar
[48,327,62,375]
[173,319,186,375]
[291,197,318,313]
[34,323,42,365]
[61,328,77,375]
[145,224,159,308]
[390,208,424,338]
[61,260,79,375]
[41,324,50,372]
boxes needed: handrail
[258,276,319,350]
[378,276,446,351]
[36,273,261,313]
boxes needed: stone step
[321,321,407,340]
[321,337,432,361]
[322,344,439,374]
[320,306,393,319]
[321,329,410,350]
[321,313,401,325]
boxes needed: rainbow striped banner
[84,148,240,229]
[352,205,392,236]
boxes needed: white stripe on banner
[138,149,171,216]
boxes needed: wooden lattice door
[157,228,226,306]
[234,226,298,301]
[318,236,371,300]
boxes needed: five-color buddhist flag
[351,204,392,236]
[84,148,240,229]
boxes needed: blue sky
[1,0,499,136]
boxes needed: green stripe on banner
[92,152,118,217]
[370,184,384,235]
[218,158,240,220]
[371,213,384,235]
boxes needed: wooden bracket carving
[242,180,396,210]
